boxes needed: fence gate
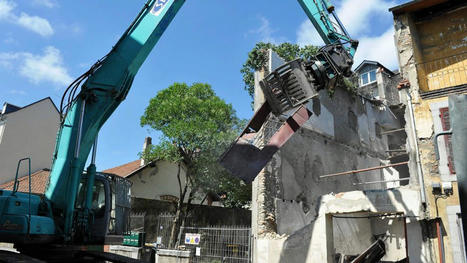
[155,213,175,248]
[180,226,251,263]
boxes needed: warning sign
[184,233,201,245]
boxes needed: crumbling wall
[251,83,418,262]
[253,189,426,263]
[381,72,402,105]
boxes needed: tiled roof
[0,169,51,194]
[102,160,141,178]
[0,160,143,194]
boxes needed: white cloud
[32,0,56,8]
[0,51,21,68]
[296,0,394,44]
[0,0,54,37]
[9,89,27,95]
[337,0,394,36]
[297,20,324,47]
[353,27,398,70]
[0,0,14,19]
[248,16,286,44]
[0,46,73,87]
[17,12,53,36]
[296,0,398,69]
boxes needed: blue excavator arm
[298,0,357,57]
[45,0,186,240]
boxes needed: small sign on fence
[185,233,201,245]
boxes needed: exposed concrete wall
[254,189,430,262]
[251,49,437,262]
[250,85,431,261]
[0,99,59,184]
[380,71,402,105]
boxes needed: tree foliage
[140,82,251,247]
[240,42,319,99]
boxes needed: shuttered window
[439,107,456,174]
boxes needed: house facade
[391,1,467,262]
[0,98,60,184]
[103,137,221,206]
[354,60,402,105]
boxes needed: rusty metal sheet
[219,105,312,183]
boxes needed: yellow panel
[415,7,467,91]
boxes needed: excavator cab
[74,172,132,244]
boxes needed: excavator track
[0,247,145,263]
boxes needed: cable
[59,54,108,122]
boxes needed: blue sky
[0,0,406,170]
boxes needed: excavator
[0,0,357,262]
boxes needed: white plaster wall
[0,99,59,184]
[128,160,205,204]
[129,160,183,200]
[333,216,374,255]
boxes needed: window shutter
[439,107,456,174]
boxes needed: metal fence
[154,213,176,248]
[129,213,145,232]
[180,226,251,263]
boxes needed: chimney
[141,136,152,166]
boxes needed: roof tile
[102,160,141,178]
[0,169,50,194]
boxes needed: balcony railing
[416,52,467,92]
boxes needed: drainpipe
[404,88,427,207]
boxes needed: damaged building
[251,52,424,263]
[250,0,466,262]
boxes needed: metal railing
[416,52,466,92]
[181,226,252,263]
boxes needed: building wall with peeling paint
[127,160,212,205]
[392,1,466,262]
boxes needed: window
[75,180,107,218]
[360,70,377,86]
[439,107,455,174]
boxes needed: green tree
[140,82,250,248]
[240,42,319,99]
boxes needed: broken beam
[380,128,405,135]
[319,161,409,178]
[352,177,410,186]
